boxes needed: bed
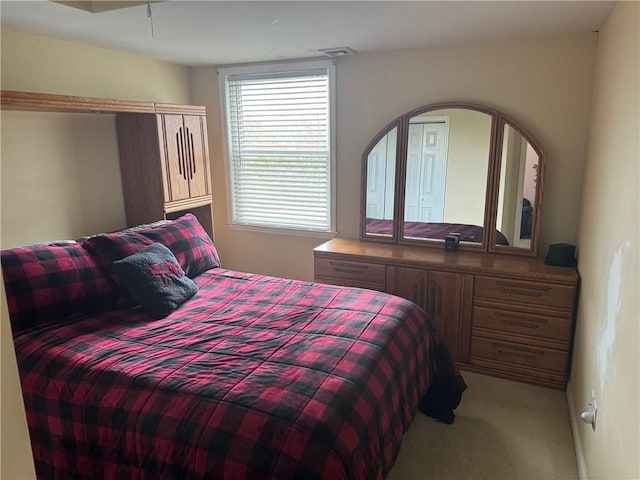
[365,218,510,245]
[3,214,466,480]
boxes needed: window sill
[227,223,338,239]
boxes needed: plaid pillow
[81,231,154,272]
[81,231,155,308]
[1,243,118,334]
[82,214,219,308]
[83,214,220,279]
[134,214,220,278]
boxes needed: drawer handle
[502,288,545,298]
[493,312,548,329]
[496,281,551,298]
[491,342,544,356]
[495,349,538,361]
[502,319,544,329]
[333,267,367,275]
[496,281,551,292]
[329,261,367,270]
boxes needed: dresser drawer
[470,336,567,373]
[473,306,572,342]
[474,275,575,310]
[314,257,386,285]
[314,276,386,292]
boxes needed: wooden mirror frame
[360,102,546,257]
[487,113,546,256]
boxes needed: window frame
[218,58,337,236]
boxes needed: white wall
[569,2,639,479]
[1,112,126,247]
[1,30,191,102]
[193,33,597,280]
[0,277,36,479]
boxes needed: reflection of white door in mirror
[404,120,449,222]
[366,128,397,220]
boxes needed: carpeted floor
[388,370,578,480]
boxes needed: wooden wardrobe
[116,104,214,237]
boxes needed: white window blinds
[225,68,332,232]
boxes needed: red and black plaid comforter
[15,268,465,479]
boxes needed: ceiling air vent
[318,47,357,58]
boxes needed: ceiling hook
[147,1,154,39]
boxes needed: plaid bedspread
[14,268,465,479]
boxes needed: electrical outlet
[580,390,598,431]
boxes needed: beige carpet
[387,371,578,480]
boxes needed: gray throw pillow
[112,243,197,319]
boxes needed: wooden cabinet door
[396,267,429,310]
[182,115,211,198]
[396,267,471,363]
[427,271,473,363]
[162,114,191,202]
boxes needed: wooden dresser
[314,238,579,389]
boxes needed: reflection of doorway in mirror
[497,125,523,246]
[520,144,538,245]
[405,119,449,222]
[366,128,397,220]
[512,140,529,248]
[497,125,537,248]
[523,144,538,205]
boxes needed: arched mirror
[361,102,546,256]
[401,106,495,247]
[362,123,399,238]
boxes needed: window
[220,60,335,234]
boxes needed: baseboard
[567,381,588,480]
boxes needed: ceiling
[0,1,616,67]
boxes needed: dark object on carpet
[418,343,467,424]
